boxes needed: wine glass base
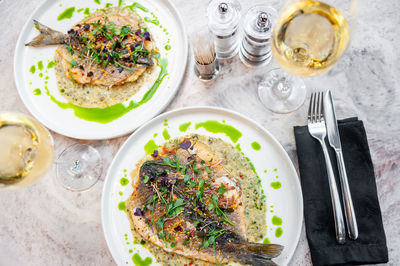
[56,144,102,192]
[258,68,307,114]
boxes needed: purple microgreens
[134,207,144,217]
[135,29,142,36]
[187,155,196,162]
[180,140,192,150]
[143,32,151,41]
[174,225,183,232]
[151,149,159,158]
[134,207,151,225]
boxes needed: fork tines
[308,92,325,123]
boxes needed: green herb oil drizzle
[270,181,281,189]
[132,253,152,266]
[195,120,242,143]
[263,237,271,244]
[178,122,191,132]
[37,61,43,71]
[29,65,36,74]
[120,178,129,186]
[251,141,261,151]
[162,128,170,140]
[144,17,159,25]
[118,201,126,211]
[126,2,149,12]
[47,61,55,69]
[275,227,283,238]
[272,215,282,225]
[144,139,158,154]
[57,7,75,21]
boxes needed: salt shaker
[239,6,277,67]
[207,0,241,60]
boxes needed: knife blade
[324,90,358,240]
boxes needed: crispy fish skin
[26,7,155,86]
[127,137,283,265]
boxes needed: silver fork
[308,91,346,244]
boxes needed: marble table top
[0,0,399,265]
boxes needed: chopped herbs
[137,140,240,252]
[218,184,226,195]
[63,18,153,73]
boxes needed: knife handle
[336,150,359,240]
[320,140,346,244]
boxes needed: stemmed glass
[258,0,358,113]
[0,112,102,191]
[56,143,103,191]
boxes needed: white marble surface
[0,0,399,265]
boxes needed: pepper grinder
[239,6,277,67]
[207,0,241,60]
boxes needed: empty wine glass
[56,143,103,191]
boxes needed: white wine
[271,0,349,76]
[0,113,54,188]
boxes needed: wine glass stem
[272,77,292,99]
[70,160,84,176]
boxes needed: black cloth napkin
[294,117,388,266]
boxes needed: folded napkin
[294,117,388,266]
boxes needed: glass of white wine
[258,0,358,113]
[0,112,102,191]
[0,112,54,189]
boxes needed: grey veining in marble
[0,0,399,265]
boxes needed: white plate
[102,106,303,266]
[14,0,187,139]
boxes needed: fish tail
[25,20,66,47]
[223,242,283,266]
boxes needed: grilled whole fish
[26,7,155,86]
[127,137,283,265]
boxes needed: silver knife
[324,90,358,240]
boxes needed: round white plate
[102,106,303,266]
[14,0,187,139]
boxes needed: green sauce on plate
[144,17,159,25]
[179,122,191,132]
[118,201,126,211]
[263,237,271,244]
[57,7,75,21]
[251,141,261,151]
[144,139,158,154]
[126,2,149,12]
[132,253,152,266]
[47,61,55,69]
[275,227,283,238]
[270,182,281,189]
[162,128,170,140]
[195,120,242,143]
[120,178,129,186]
[272,215,282,225]
[37,60,44,71]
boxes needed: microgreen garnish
[137,139,239,253]
[218,184,226,195]
[64,19,152,72]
